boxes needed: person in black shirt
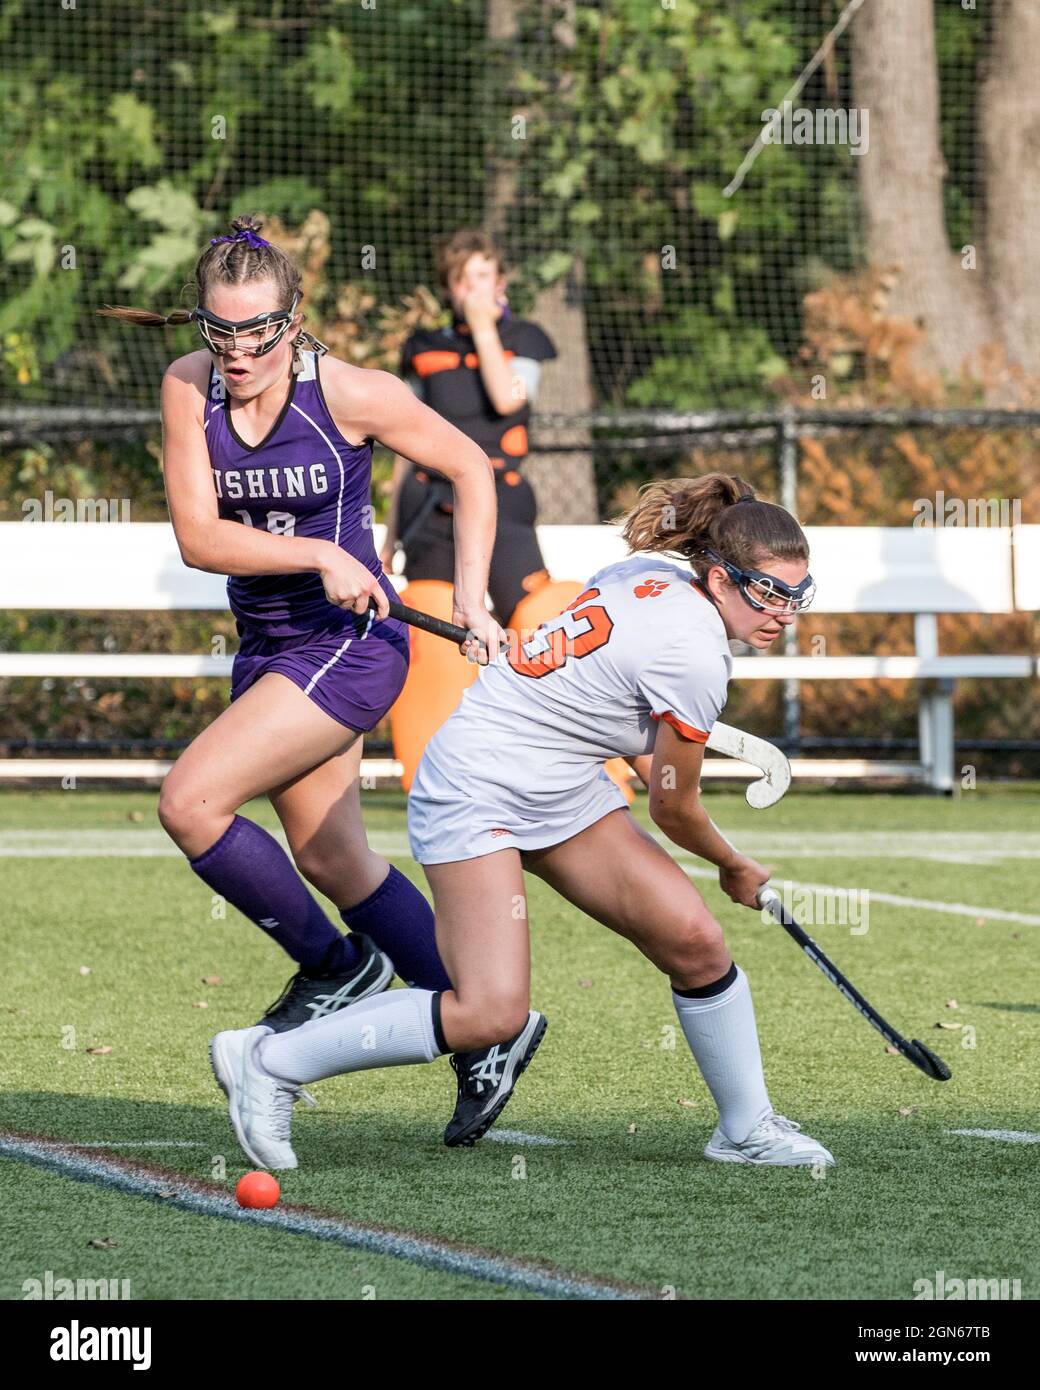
[381,229,557,626]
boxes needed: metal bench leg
[919,678,956,793]
[913,614,954,794]
[932,677,956,793]
[918,680,934,784]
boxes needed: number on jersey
[234,509,296,536]
[508,587,613,679]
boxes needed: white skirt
[407,748,628,865]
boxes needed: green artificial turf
[2,788,1038,1300]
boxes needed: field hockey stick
[382,599,473,646]
[367,596,487,647]
[706,723,791,808]
[756,885,952,1081]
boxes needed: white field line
[74,1141,208,1149]
[0,1131,645,1301]
[664,831,1040,866]
[947,1129,1040,1145]
[0,829,364,858]
[4,828,1040,865]
[64,1134,569,1151]
[483,1129,569,1147]
[3,828,1038,924]
[679,862,1040,927]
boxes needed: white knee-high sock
[672,965,772,1143]
[257,988,443,1084]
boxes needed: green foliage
[291,28,358,115]
[232,178,326,227]
[0,0,492,403]
[935,0,986,251]
[102,94,163,177]
[0,1,977,411]
[120,183,214,294]
[625,309,787,409]
[503,0,854,404]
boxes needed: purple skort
[230,610,409,732]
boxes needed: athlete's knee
[157,779,193,841]
[157,778,226,850]
[655,912,729,985]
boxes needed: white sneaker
[704,1112,835,1167]
[210,1025,314,1171]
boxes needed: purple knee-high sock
[340,865,451,990]
[189,815,359,976]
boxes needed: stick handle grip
[375,599,471,646]
[757,884,782,913]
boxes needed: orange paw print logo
[634,579,670,599]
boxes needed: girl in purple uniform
[101,215,545,1149]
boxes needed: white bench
[0,522,1036,792]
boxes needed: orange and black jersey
[400,315,557,468]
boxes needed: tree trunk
[981,0,1040,375]
[852,0,995,379]
[486,0,598,523]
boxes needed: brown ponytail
[97,212,303,330]
[96,306,194,328]
[621,473,808,574]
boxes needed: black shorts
[397,466,548,624]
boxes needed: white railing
[1,522,1036,793]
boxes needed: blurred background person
[381,228,557,628]
[380,228,593,790]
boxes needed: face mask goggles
[702,547,816,615]
[193,294,301,357]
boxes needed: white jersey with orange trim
[407,556,732,864]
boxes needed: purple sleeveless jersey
[205,352,402,639]
[204,352,409,730]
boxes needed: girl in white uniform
[213,474,835,1169]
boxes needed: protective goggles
[193,295,299,356]
[703,547,815,614]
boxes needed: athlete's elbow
[432,447,494,500]
[458,445,494,481]
[648,793,699,836]
[177,543,207,571]
[174,527,217,572]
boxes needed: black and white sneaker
[257,933,394,1033]
[444,1010,548,1148]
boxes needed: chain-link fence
[2,2,1038,773]
[5,1,1026,417]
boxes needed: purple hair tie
[210,229,269,250]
